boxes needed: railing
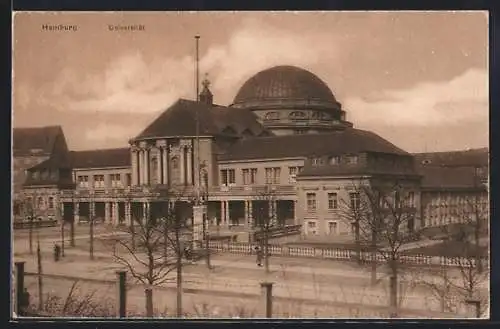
[253,224,302,241]
[13,220,58,229]
[206,241,486,269]
[59,184,297,199]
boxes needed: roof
[218,129,409,161]
[413,148,488,167]
[134,99,266,140]
[232,65,337,106]
[13,126,63,156]
[70,148,130,169]
[298,165,419,179]
[419,166,486,190]
[28,154,72,171]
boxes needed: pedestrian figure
[255,246,263,267]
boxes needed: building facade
[14,65,489,242]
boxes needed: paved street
[12,226,487,318]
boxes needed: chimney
[199,74,213,105]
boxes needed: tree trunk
[355,222,361,264]
[145,287,153,317]
[389,262,398,318]
[370,254,377,285]
[370,232,377,285]
[131,218,136,251]
[175,225,182,317]
[61,222,65,257]
[89,219,94,260]
[70,220,75,247]
[264,228,270,274]
[37,241,43,311]
[29,219,33,255]
[441,266,448,313]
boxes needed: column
[111,202,118,226]
[144,148,150,186]
[220,201,225,227]
[116,202,121,226]
[74,202,80,225]
[179,145,185,185]
[249,200,254,228]
[162,145,169,185]
[138,149,143,185]
[244,200,250,228]
[131,149,138,186]
[90,201,96,221]
[223,201,229,226]
[293,200,298,225]
[269,200,277,226]
[186,145,193,185]
[142,202,147,225]
[125,202,132,226]
[105,202,111,224]
[146,202,151,223]
[156,147,162,185]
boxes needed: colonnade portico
[214,199,297,228]
[131,139,196,187]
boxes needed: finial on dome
[199,72,213,105]
[202,73,211,89]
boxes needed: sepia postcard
[11,11,489,320]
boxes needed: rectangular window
[242,169,250,185]
[307,221,318,235]
[221,169,235,185]
[306,193,317,212]
[48,197,54,209]
[93,175,105,189]
[77,175,89,188]
[221,170,228,185]
[329,156,340,165]
[408,191,415,207]
[347,155,358,165]
[242,168,257,185]
[250,168,257,184]
[126,173,132,186]
[110,174,122,188]
[327,221,338,235]
[265,167,281,184]
[228,169,235,185]
[289,167,298,183]
[312,157,323,166]
[328,193,338,210]
[349,192,360,210]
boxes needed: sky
[12,11,488,152]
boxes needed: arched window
[264,112,280,121]
[171,156,179,169]
[289,111,307,121]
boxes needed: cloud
[344,68,488,127]
[40,17,340,116]
[84,123,140,144]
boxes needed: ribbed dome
[232,66,337,106]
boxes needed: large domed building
[230,66,352,135]
[15,65,488,243]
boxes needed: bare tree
[254,186,278,274]
[110,189,191,317]
[339,179,420,318]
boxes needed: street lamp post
[89,191,95,261]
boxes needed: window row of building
[24,195,56,210]
[220,166,304,186]
[77,173,132,189]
